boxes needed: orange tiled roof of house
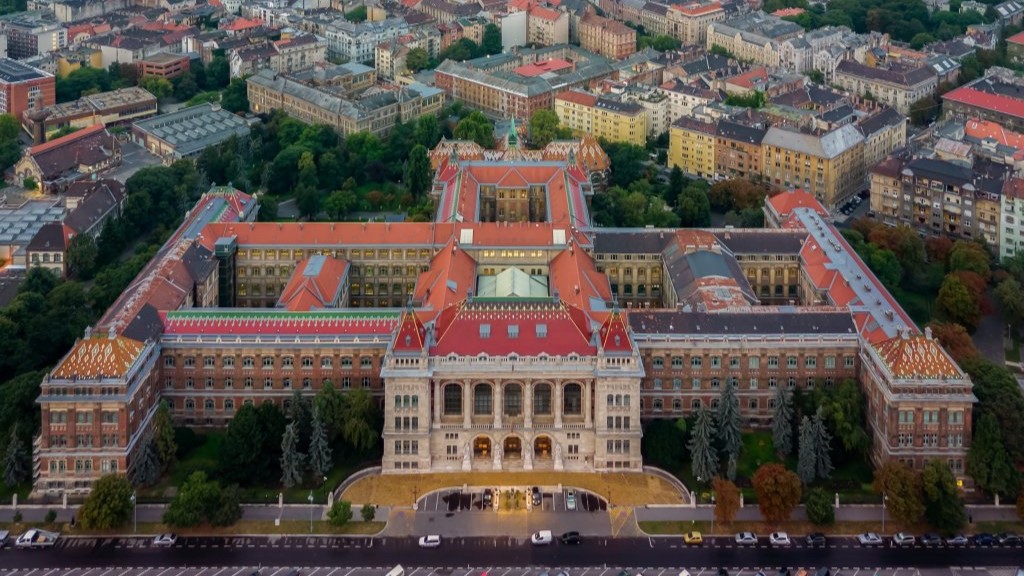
[1003,176,1024,200]
[556,89,598,107]
[874,331,963,380]
[728,67,768,90]
[670,2,722,15]
[530,5,562,20]
[52,335,146,379]
[965,117,1024,149]
[223,17,263,31]
[772,7,804,16]
[766,188,829,220]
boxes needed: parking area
[417,488,607,513]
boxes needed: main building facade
[32,139,974,494]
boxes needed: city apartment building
[706,11,804,68]
[869,155,1005,246]
[666,2,726,46]
[555,90,647,146]
[31,138,974,493]
[762,124,865,209]
[659,79,720,124]
[715,120,766,181]
[833,60,937,114]
[669,116,717,179]
[1002,176,1024,260]
[0,57,54,119]
[857,106,908,170]
[942,72,1024,132]
[246,67,444,138]
[324,17,408,63]
[528,6,569,47]
[0,12,67,59]
[578,13,636,60]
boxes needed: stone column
[524,382,533,428]
[554,381,563,428]
[584,381,592,427]
[493,382,503,429]
[463,379,471,428]
[433,381,441,428]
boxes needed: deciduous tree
[752,463,802,523]
[921,459,966,532]
[712,477,741,525]
[948,241,990,278]
[936,275,981,331]
[79,474,133,529]
[340,388,380,456]
[405,144,432,198]
[687,407,718,482]
[361,503,376,522]
[815,380,866,457]
[995,277,1024,328]
[771,388,793,456]
[324,188,358,220]
[927,322,980,363]
[805,487,835,525]
[327,500,353,526]
[872,461,924,524]
[482,24,503,54]
[967,413,1017,498]
[163,471,242,528]
[453,111,494,148]
[528,109,570,148]
[405,48,431,72]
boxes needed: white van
[386,566,405,576]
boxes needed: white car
[734,532,757,545]
[893,533,916,547]
[857,532,883,545]
[531,530,554,545]
[566,489,577,511]
[152,533,177,547]
[769,532,791,546]
[418,535,441,548]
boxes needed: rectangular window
[748,357,760,369]
[768,356,779,368]
[787,356,797,368]
[805,356,817,368]
[652,357,664,369]
[710,356,721,368]
[824,356,836,369]
[691,357,702,368]
[844,356,855,368]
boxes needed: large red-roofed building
[31,151,973,494]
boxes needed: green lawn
[140,432,368,504]
[736,432,782,479]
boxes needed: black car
[920,533,942,546]
[560,531,582,545]
[997,532,1020,545]
[717,569,728,576]
[482,489,493,507]
[532,486,542,506]
[974,533,996,546]
[805,533,826,547]
[777,570,791,576]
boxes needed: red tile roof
[278,255,350,311]
[874,332,963,379]
[549,242,612,311]
[766,188,829,221]
[1007,30,1024,45]
[52,335,146,379]
[728,67,768,90]
[393,309,428,353]
[432,301,595,356]
[942,85,1024,120]
[556,90,598,107]
[772,7,804,16]
[223,17,263,31]
[515,59,573,77]
[29,123,105,156]
[597,308,631,353]
[1004,176,1024,200]
[529,5,562,20]
[670,2,722,16]
[964,117,1024,149]
[413,238,477,311]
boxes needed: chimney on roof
[84,326,92,339]
[925,326,932,340]
[107,326,117,340]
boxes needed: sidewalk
[635,503,1020,523]
[0,503,391,524]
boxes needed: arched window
[204,399,214,411]
[473,383,492,415]
[624,395,631,406]
[185,398,195,411]
[607,394,614,406]
[504,384,522,416]
[615,394,623,406]
[443,384,462,415]
[533,383,552,415]
[403,394,411,408]
[225,399,235,412]
[691,398,701,410]
[394,395,401,408]
[563,383,582,415]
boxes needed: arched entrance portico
[473,436,491,458]
[533,435,552,459]
[503,435,522,459]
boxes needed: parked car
[531,530,553,545]
[973,533,996,546]
[679,571,692,576]
[734,532,757,545]
[997,532,1020,545]
[15,529,59,548]
[0,530,9,548]
[857,532,883,545]
[805,533,826,547]
[418,535,441,548]
[555,571,569,576]
[683,531,703,545]
[717,569,728,576]
[532,487,542,507]
[560,531,581,545]
[893,533,916,547]
[566,489,577,511]
[946,534,969,546]
[920,533,942,546]
[152,533,177,547]
[482,489,493,508]
[769,532,791,546]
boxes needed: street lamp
[881,492,888,534]
[711,494,716,535]
[308,490,314,534]
[130,491,137,534]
